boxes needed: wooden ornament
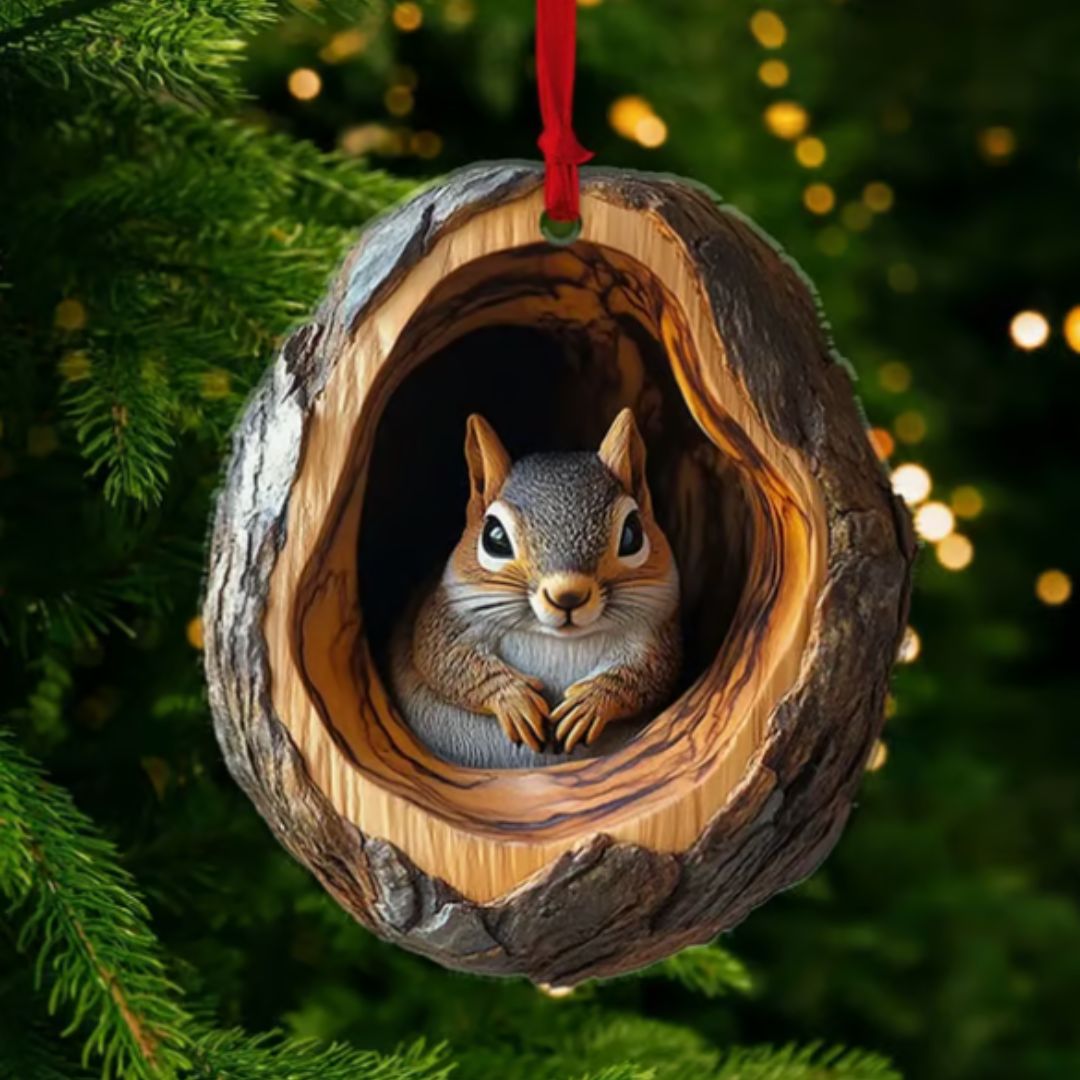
[204,163,916,986]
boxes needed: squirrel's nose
[544,586,590,612]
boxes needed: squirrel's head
[444,409,679,638]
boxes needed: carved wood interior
[264,187,828,902]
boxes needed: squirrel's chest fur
[495,629,618,699]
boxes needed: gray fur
[501,453,623,573]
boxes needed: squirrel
[389,408,682,770]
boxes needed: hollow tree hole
[358,245,757,752]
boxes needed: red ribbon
[536,0,593,222]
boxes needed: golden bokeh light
[634,114,668,148]
[978,125,1016,163]
[1035,569,1072,606]
[384,85,414,116]
[803,182,835,215]
[319,28,367,63]
[578,0,603,7]
[609,95,653,139]
[444,0,476,26]
[795,135,826,168]
[58,350,92,382]
[891,462,931,505]
[951,485,985,520]
[186,616,205,650]
[894,410,927,444]
[339,123,392,156]
[392,2,423,31]
[411,130,444,159]
[54,298,87,331]
[866,739,888,772]
[1063,306,1080,353]
[750,10,787,48]
[879,360,912,393]
[868,427,895,460]
[863,181,895,212]
[764,101,809,140]
[914,500,955,542]
[898,625,921,663]
[758,58,789,87]
[1009,310,1050,351]
[287,68,322,101]
[936,534,974,571]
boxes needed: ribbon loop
[536,0,592,223]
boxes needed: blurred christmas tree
[2,1,1079,1078]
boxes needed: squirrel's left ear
[598,408,652,513]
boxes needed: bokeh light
[868,427,895,460]
[866,739,889,771]
[764,101,809,139]
[750,10,787,48]
[898,625,921,663]
[936,534,974,571]
[54,297,87,330]
[863,181,894,212]
[891,463,931,505]
[1035,569,1072,606]
[879,360,912,392]
[803,182,835,214]
[609,95,653,139]
[795,136,826,167]
[914,501,956,541]
[978,125,1016,163]
[1010,310,1050,350]
[894,410,927,444]
[392,2,423,32]
[758,59,789,87]
[288,68,322,101]
[951,485,985,519]
[1063,306,1080,353]
[186,616,204,650]
[320,29,367,63]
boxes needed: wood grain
[204,163,916,984]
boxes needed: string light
[795,136,826,167]
[863,181,894,212]
[609,95,653,139]
[898,625,921,663]
[894,410,927,444]
[758,59,789,87]
[866,739,888,771]
[891,463,931,505]
[749,10,787,48]
[54,298,87,331]
[1035,569,1072,606]
[411,131,444,159]
[319,28,367,63]
[803,182,835,214]
[1065,307,1080,353]
[951,485,985,519]
[288,68,322,101]
[634,115,668,148]
[914,501,955,542]
[392,2,423,31]
[384,85,414,116]
[879,360,912,392]
[444,0,476,27]
[936,534,973,571]
[978,125,1016,163]
[764,101,809,140]
[58,350,91,382]
[186,616,205,650]
[340,123,392,156]
[1009,310,1050,350]
[868,427,895,460]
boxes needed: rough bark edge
[203,162,917,985]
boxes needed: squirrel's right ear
[464,413,511,513]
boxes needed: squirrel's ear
[464,413,511,512]
[598,408,652,512]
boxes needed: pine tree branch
[0,0,124,48]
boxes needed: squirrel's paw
[552,678,628,753]
[489,677,549,752]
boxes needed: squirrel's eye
[618,510,644,557]
[481,515,513,559]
